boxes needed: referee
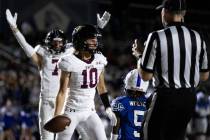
[138,0,209,140]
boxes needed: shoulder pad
[58,55,72,72]
[34,45,45,56]
[95,53,107,66]
[64,43,75,55]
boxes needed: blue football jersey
[111,95,147,140]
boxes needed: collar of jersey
[74,54,95,64]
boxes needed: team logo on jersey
[112,102,125,112]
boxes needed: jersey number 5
[81,68,98,88]
[134,110,144,138]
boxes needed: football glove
[132,39,142,58]
[6,9,18,30]
[105,107,117,126]
[97,11,111,29]
[110,133,118,140]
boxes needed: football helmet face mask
[44,29,67,54]
[72,24,102,54]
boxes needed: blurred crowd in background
[0,0,210,139]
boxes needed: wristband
[100,92,111,109]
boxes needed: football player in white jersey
[6,9,111,140]
[5,9,75,140]
[54,24,117,140]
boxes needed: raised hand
[6,9,18,30]
[132,39,142,58]
[97,11,111,29]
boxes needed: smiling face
[84,37,98,51]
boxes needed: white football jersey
[35,43,75,98]
[58,53,107,110]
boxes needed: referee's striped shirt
[141,22,209,89]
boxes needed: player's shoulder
[64,43,75,55]
[58,55,72,71]
[58,54,78,72]
[94,52,107,65]
[94,52,106,59]
[35,44,45,54]
[34,44,46,56]
[112,96,127,104]
[59,54,73,64]
[111,96,127,112]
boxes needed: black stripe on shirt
[189,30,197,87]
[176,26,186,88]
[165,28,175,88]
[199,39,204,70]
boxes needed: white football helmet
[124,69,149,93]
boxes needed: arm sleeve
[58,57,72,72]
[13,31,35,57]
[97,53,108,66]
[102,55,108,66]
[140,32,158,73]
[34,45,45,57]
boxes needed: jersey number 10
[81,68,98,88]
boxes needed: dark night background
[0,0,210,139]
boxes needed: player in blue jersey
[110,69,150,140]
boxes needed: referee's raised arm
[138,0,209,140]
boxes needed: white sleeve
[98,53,108,66]
[62,43,75,55]
[58,57,72,72]
[34,45,45,57]
[13,31,35,57]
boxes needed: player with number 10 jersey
[59,52,107,110]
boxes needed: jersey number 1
[81,68,98,88]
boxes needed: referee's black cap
[156,0,186,11]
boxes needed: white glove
[132,39,141,58]
[97,11,111,29]
[105,107,117,126]
[6,9,18,30]
[110,133,118,140]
